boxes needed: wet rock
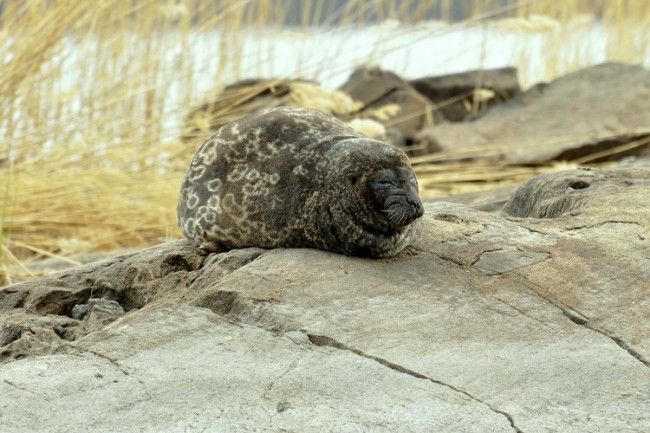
[0,167,648,432]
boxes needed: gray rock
[0,167,648,432]
[5,250,138,283]
[70,303,90,320]
[503,166,646,219]
[0,305,515,433]
[339,66,443,139]
[428,184,520,212]
[72,298,125,325]
[339,66,406,106]
[410,67,521,121]
[472,247,551,275]
[417,63,650,163]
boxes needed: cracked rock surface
[1,168,649,433]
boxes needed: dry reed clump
[1,0,650,283]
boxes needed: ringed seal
[177,106,424,258]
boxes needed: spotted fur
[177,106,423,258]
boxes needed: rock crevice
[307,333,525,433]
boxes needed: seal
[177,106,424,258]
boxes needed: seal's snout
[383,193,424,228]
[411,196,424,219]
[403,194,424,224]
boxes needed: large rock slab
[1,168,648,433]
[417,63,650,163]
[0,305,514,433]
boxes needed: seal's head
[363,163,424,231]
[327,138,424,249]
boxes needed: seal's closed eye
[372,179,394,188]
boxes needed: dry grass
[1,0,649,284]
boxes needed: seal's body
[177,106,423,258]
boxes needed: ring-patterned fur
[177,106,423,258]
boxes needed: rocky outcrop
[1,167,648,432]
[181,66,523,157]
[417,63,650,163]
[410,67,521,121]
[181,63,649,166]
[338,66,440,141]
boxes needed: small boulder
[338,66,443,140]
